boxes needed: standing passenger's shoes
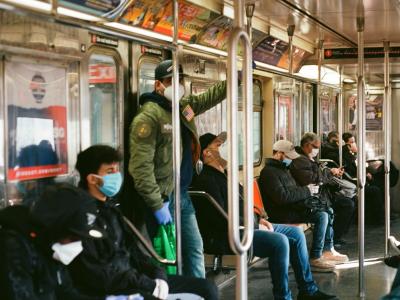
[309,258,335,273]
[384,255,400,268]
[298,290,338,300]
[321,248,349,264]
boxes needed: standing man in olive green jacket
[129,59,227,278]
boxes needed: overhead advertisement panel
[253,36,312,72]
[195,16,233,50]
[59,0,128,18]
[121,0,219,41]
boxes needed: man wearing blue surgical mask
[70,145,218,300]
[129,59,228,278]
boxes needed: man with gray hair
[290,133,350,264]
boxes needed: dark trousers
[331,195,355,240]
[365,185,384,225]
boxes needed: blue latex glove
[154,202,172,225]
[106,295,144,300]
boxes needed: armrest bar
[188,190,229,220]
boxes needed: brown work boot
[309,257,336,273]
[322,248,349,264]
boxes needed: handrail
[122,216,176,266]
[188,191,229,220]
[227,1,254,298]
[227,23,254,257]
[383,40,391,257]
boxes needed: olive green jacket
[129,81,227,211]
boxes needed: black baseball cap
[30,184,104,241]
[155,59,187,81]
[199,132,227,159]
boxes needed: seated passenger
[290,132,355,249]
[0,184,114,300]
[191,133,337,300]
[69,145,218,300]
[321,131,339,164]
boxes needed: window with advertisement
[6,61,68,182]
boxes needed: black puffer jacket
[0,206,101,300]
[321,142,339,164]
[69,196,166,298]
[259,158,311,223]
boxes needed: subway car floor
[218,219,400,300]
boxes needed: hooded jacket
[129,81,227,211]
[69,196,166,297]
[259,158,311,223]
[0,205,101,300]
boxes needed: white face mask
[52,241,83,265]
[311,148,319,158]
[163,84,185,101]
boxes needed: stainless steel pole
[317,39,324,137]
[227,0,254,299]
[383,40,391,257]
[356,11,366,298]
[287,25,295,75]
[172,0,182,275]
[338,66,343,167]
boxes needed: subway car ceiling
[1,0,395,85]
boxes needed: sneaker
[322,248,349,264]
[309,258,336,273]
[384,255,400,268]
[298,290,338,300]
[389,236,400,255]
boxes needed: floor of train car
[217,219,400,300]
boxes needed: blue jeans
[253,224,318,300]
[308,209,334,259]
[169,191,205,278]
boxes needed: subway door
[81,41,127,151]
[1,56,80,208]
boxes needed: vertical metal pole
[172,0,182,275]
[245,4,254,40]
[287,25,295,75]
[356,10,366,298]
[384,41,391,257]
[317,39,324,136]
[227,0,254,299]
[338,66,344,167]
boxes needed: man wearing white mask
[289,133,349,265]
[129,59,227,278]
[0,183,124,300]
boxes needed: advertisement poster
[366,95,383,131]
[6,62,68,181]
[277,94,293,141]
[59,0,128,18]
[347,94,383,131]
[253,36,289,67]
[277,47,312,72]
[196,16,233,50]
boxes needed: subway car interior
[1,0,400,299]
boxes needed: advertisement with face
[6,61,68,181]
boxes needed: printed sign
[6,62,68,181]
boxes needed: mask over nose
[95,172,122,197]
[52,241,83,265]
[311,148,319,158]
[163,84,185,101]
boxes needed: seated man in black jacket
[192,133,336,300]
[260,139,348,272]
[69,145,218,300]
[321,131,340,164]
[0,184,121,300]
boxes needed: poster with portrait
[6,61,68,181]
[347,94,383,131]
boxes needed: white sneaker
[322,248,349,264]
[309,257,336,273]
[389,236,400,255]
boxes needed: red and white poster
[6,61,68,181]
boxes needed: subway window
[138,57,160,96]
[89,53,118,146]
